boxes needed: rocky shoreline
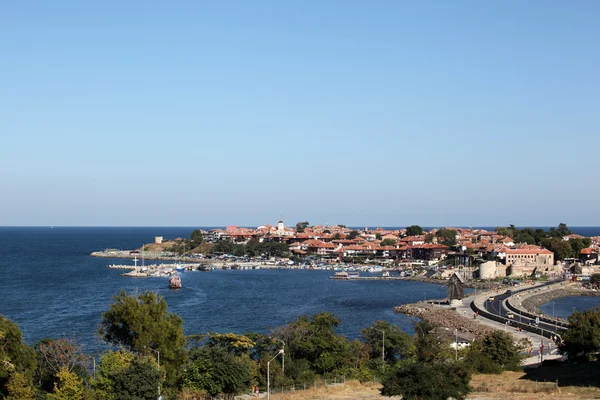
[394,303,495,339]
[522,288,600,316]
[403,275,503,290]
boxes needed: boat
[330,271,349,280]
[175,265,186,272]
[169,275,182,289]
[382,271,390,277]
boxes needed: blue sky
[1,1,599,227]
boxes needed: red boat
[169,275,182,289]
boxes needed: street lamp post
[145,347,161,400]
[274,339,285,375]
[267,349,284,400]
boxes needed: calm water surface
[539,295,600,319]
[0,227,450,353]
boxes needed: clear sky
[1,1,599,227]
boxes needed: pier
[329,276,406,281]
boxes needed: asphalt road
[483,290,562,335]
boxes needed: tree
[569,238,586,257]
[412,321,452,363]
[0,315,37,396]
[333,233,341,240]
[183,346,253,399]
[540,238,572,261]
[295,222,309,233]
[467,331,523,372]
[204,333,254,356]
[347,231,360,240]
[380,238,397,247]
[559,310,600,361]
[110,357,162,400]
[424,233,434,244]
[99,290,186,385]
[380,361,471,400]
[5,372,35,400]
[375,233,382,240]
[360,321,411,368]
[436,228,457,247]
[93,350,136,400]
[405,225,423,236]
[35,337,89,392]
[591,274,600,284]
[190,229,204,246]
[48,368,85,400]
[271,312,353,377]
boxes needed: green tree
[272,312,352,377]
[93,349,136,400]
[436,228,457,247]
[591,274,600,284]
[347,231,360,240]
[190,229,204,246]
[467,331,523,372]
[333,233,341,240]
[183,346,253,399]
[569,238,586,257]
[424,233,434,244]
[205,333,254,356]
[5,372,35,400]
[0,315,37,397]
[380,360,471,400]
[412,321,453,363]
[110,357,162,400]
[405,225,423,236]
[379,238,397,247]
[99,290,186,386]
[48,368,85,400]
[295,222,309,233]
[540,238,572,261]
[559,310,600,361]
[360,321,411,368]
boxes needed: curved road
[483,286,563,336]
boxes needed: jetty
[329,275,405,280]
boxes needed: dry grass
[253,372,600,400]
[470,371,600,399]
[266,380,391,400]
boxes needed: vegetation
[0,291,539,400]
[347,230,360,240]
[99,290,186,385]
[212,239,289,258]
[295,221,310,233]
[494,223,590,260]
[379,238,396,246]
[405,225,423,236]
[559,309,600,362]
[435,228,457,246]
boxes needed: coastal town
[94,220,600,283]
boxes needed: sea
[1,226,598,355]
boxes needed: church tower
[277,218,285,234]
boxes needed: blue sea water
[0,227,448,354]
[2,226,598,355]
[539,296,600,319]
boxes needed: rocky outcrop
[394,304,495,339]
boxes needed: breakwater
[394,303,495,339]
[522,287,600,316]
[402,275,503,290]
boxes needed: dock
[329,276,406,281]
